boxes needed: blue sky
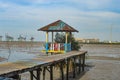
[0,0,120,41]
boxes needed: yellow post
[46,32,48,52]
[65,32,68,52]
[46,32,48,43]
[52,32,54,50]
[69,32,72,51]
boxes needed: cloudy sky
[0,0,120,41]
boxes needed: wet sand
[77,44,120,80]
[88,56,120,61]
[79,59,120,80]
[0,43,120,80]
[21,44,120,80]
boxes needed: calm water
[0,44,120,63]
[0,47,44,63]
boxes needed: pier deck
[0,51,87,80]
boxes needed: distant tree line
[0,34,34,41]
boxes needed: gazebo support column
[65,32,68,52]
[52,32,54,51]
[70,32,72,51]
[46,32,49,54]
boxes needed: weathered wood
[0,51,87,80]
[36,68,41,80]
[43,67,46,80]
[9,74,20,80]
[78,55,82,74]
[60,61,64,80]
[30,69,42,80]
[82,53,85,71]
[50,65,53,80]
[66,58,70,80]
[30,71,33,80]
[73,57,76,78]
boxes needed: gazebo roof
[38,20,78,32]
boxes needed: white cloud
[68,0,112,9]
[0,0,120,41]
[0,2,9,8]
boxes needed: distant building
[85,38,99,43]
[75,38,99,43]
[0,36,2,41]
[75,38,85,43]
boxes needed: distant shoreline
[0,41,119,44]
[0,41,45,45]
[80,43,120,45]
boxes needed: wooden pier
[0,51,87,80]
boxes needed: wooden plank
[0,51,87,77]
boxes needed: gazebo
[38,20,78,54]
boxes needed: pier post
[30,71,33,80]
[78,55,82,74]
[73,57,76,78]
[50,65,53,80]
[30,68,42,80]
[43,67,46,80]
[36,68,41,80]
[60,61,64,80]
[82,53,85,71]
[66,58,70,80]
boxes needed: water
[0,46,43,63]
[0,44,120,63]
